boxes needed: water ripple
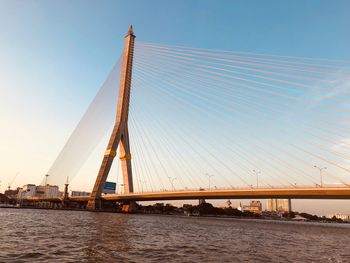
[0,209,350,262]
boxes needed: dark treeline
[133,202,347,223]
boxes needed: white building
[17,184,36,198]
[17,184,60,199]
[241,201,262,215]
[36,185,59,198]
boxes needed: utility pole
[64,176,69,200]
[8,172,19,190]
[44,174,49,185]
[314,165,327,187]
[139,180,146,193]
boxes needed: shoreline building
[4,188,21,199]
[17,184,60,199]
[266,199,292,213]
[35,185,60,198]
[239,200,262,215]
[17,184,36,198]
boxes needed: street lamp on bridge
[313,165,327,187]
[139,180,146,193]
[120,184,125,194]
[205,173,215,190]
[168,177,176,191]
[253,170,261,188]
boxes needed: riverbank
[1,205,349,226]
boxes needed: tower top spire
[127,25,135,36]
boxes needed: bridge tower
[87,25,135,210]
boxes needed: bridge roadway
[67,186,350,203]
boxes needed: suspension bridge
[25,26,350,209]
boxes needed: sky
[1,0,350,215]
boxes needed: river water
[0,208,349,262]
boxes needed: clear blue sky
[1,0,350,215]
[1,0,350,107]
[1,0,350,112]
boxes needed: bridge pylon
[87,25,135,210]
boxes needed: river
[0,208,349,262]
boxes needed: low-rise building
[4,188,20,199]
[17,184,60,199]
[242,200,262,214]
[17,184,36,198]
[35,185,59,198]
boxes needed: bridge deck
[68,187,350,202]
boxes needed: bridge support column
[87,26,135,210]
